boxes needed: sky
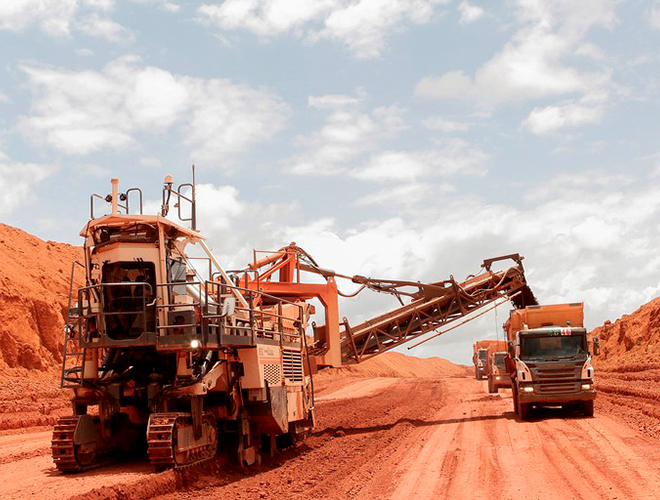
[1,0,660,364]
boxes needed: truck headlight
[581,383,593,390]
[495,376,501,380]
[523,386,534,393]
[190,339,201,349]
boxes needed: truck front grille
[537,381,581,394]
[528,361,583,395]
[536,367,576,381]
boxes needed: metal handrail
[125,187,143,214]
[205,279,305,345]
[89,194,105,220]
[77,282,154,340]
[60,260,86,387]
[69,277,305,351]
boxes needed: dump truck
[505,303,599,420]
[487,351,511,393]
[473,340,506,380]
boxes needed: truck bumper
[519,389,596,405]
[491,375,511,389]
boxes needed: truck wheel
[518,401,532,421]
[488,378,495,393]
[582,400,594,417]
[512,383,519,414]
[475,366,479,379]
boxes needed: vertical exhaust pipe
[111,178,119,215]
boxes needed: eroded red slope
[0,223,83,371]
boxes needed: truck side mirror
[507,340,514,355]
[593,336,600,356]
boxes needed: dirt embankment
[0,223,83,372]
[0,224,83,430]
[315,351,471,380]
[592,297,660,439]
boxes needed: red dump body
[472,340,507,379]
[504,303,584,342]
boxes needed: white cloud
[415,0,617,104]
[458,1,483,24]
[77,13,135,42]
[199,0,329,36]
[576,42,605,60]
[523,99,605,135]
[182,77,290,162]
[0,0,78,36]
[287,95,406,175]
[75,48,95,56]
[0,151,55,215]
[130,0,180,12]
[198,0,449,59]
[18,57,290,161]
[316,0,447,59]
[423,117,470,133]
[83,0,114,9]
[0,0,175,39]
[308,94,362,109]
[524,171,633,202]
[653,7,660,29]
[195,184,245,232]
[351,141,489,181]
[288,95,487,181]
[354,182,454,207]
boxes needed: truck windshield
[520,334,587,360]
[493,352,507,368]
[478,350,487,361]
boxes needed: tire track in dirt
[384,395,465,499]
[7,374,660,500]
[549,418,639,499]
[537,421,613,499]
[0,429,52,464]
[373,377,660,500]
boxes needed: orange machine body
[243,244,341,368]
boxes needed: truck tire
[488,378,496,394]
[582,400,594,417]
[512,382,519,415]
[475,366,479,379]
[518,401,532,421]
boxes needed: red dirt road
[3,375,660,500]
[158,376,660,500]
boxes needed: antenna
[191,164,197,231]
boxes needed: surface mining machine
[53,175,536,472]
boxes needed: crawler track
[51,416,114,473]
[147,413,217,470]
